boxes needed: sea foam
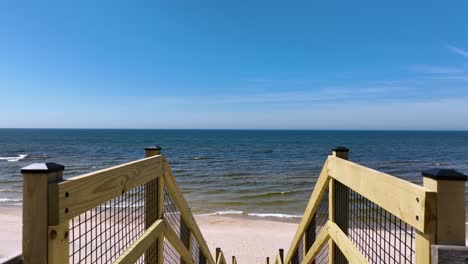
[0,154,28,162]
[198,210,302,219]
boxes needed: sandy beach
[0,207,22,262]
[196,215,297,263]
[0,207,297,263]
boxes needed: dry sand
[0,207,297,263]
[195,215,297,264]
[0,207,22,262]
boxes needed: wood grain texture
[48,221,69,264]
[216,251,227,264]
[328,222,367,264]
[56,155,162,222]
[164,223,194,264]
[22,171,62,264]
[301,221,331,264]
[163,158,215,264]
[113,220,165,264]
[145,148,161,264]
[329,156,433,232]
[285,157,330,263]
[424,178,465,245]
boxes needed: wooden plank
[301,221,331,264]
[144,148,159,264]
[164,223,194,264]
[22,170,62,264]
[216,251,227,264]
[48,221,69,264]
[331,150,349,264]
[113,220,165,264]
[416,231,434,264]
[157,175,165,264]
[162,158,215,264]
[328,178,335,264]
[329,156,432,232]
[285,157,331,263]
[415,180,437,264]
[328,222,367,264]
[431,245,468,264]
[424,177,465,245]
[56,155,163,222]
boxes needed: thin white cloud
[408,65,465,74]
[447,45,468,58]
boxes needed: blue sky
[1,1,468,129]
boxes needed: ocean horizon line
[0,128,468,132]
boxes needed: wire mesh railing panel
[191,235,200,264]
[69,183,152,264]
[291,237,304,264]
[164,187,181,237]
[199,248,207,264]
[314,244,329,264]
[315,189,329,237]
[164,237,181,264]
[347,186,415,264]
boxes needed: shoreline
[0,206,298,263]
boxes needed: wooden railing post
[329,146,349,264]
[216,247,221,263]
[419,168,467,264]
[145,146,163,264]
[279,248,284,263]
[422,168,467,245]
[180,218,190,264]
[21,162,65,264]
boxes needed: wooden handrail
[285,157,330,263]
[54,155,163,222]
[327,222,367,263]
[301,221,331,264]
[114,220,165,264]
[282,148,442,264]
[164,224,194,264]
[162,158,216,264]
[328,156,435,232]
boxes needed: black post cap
[333,146,349,152]
[21,163,65,174]
[422,168,468,181]
[145,146,162,151]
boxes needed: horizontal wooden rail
[301,222,331,264]
[162,158,215,264]
[328,156,435,232]
[328,222,367,263]
[54,155,163,223]
[164,223,194,264]
[285,158,330,263]
[114,219,165,264]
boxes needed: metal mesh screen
[346,184,415,263]
[69,182,156,263]
[315,245,329,264]
[311,189,329,264]
[164,187,181,237]
[199,248,207,264]
[164,237,181,264]
[191,234,200,263]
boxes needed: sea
[1,129,467,220]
